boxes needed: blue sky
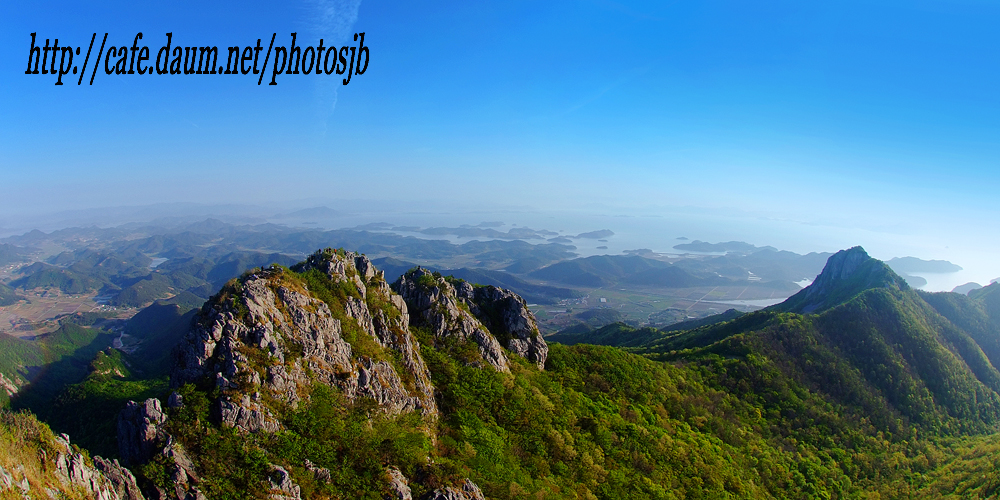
[2,0,1000,270]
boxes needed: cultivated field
[0,289,130,337]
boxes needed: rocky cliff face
[392,268,548,370]
[117,398,167,468]
[170,249,436,432]
[455,283,548,369]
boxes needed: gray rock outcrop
[456,284,548,369]
[268,465,301,500]
[93,457,147,500]
[116,397,207,500]
[117,398,167,468]
[0,463,29,497]
[393,268,511,372]
[385,467,412,500]
[54,433,147,500]
[147,436,204,500]
[0,372,23,398]
[419,479,486,500]
[170,250,437,435]
[394,268,549,370]
[304,459,331,483]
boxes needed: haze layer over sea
[269,206,1000,294]
[3,202,994,293]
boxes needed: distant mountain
[272,206,339,219]
[573,229,614,239]
[181,218,234,234]
[953,282,983,295]
[898,273,928,288]
[0,283,23,306]
[887,256,963,274]
[970,282,1000,300]
[10,262,106,294]
[530,254,725,288]
[673,240,776,254]
[661,308,745,333]
[969,283,1000,322]
[0,243,36,265]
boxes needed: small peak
[776,246,907,314]
[821,246,871,282]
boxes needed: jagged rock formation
[53,434,146,500]
[392,268,549,371]
[149,436,203,500]
[304,460,331,484]
[381,470,485,500]
[0,408,144,500]
[93,457,147,500]
[117,397,204,500]
[420,479,486,500]
[454,282,548,369]
[108,250,550,498]
[170,249,436,434]
[117,398,167,468]
[0,464,29,497]
[393,268,511,372]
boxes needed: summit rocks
[169,249,437,431]
[391,268,548,371]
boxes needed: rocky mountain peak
[776,246,909,314]
[820,246,870,281]
[170,248,437,434]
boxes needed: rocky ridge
[114,249,549,499]
[170,249,437,432]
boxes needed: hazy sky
[3,1,999,274]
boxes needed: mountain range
[1,246,1000,498]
